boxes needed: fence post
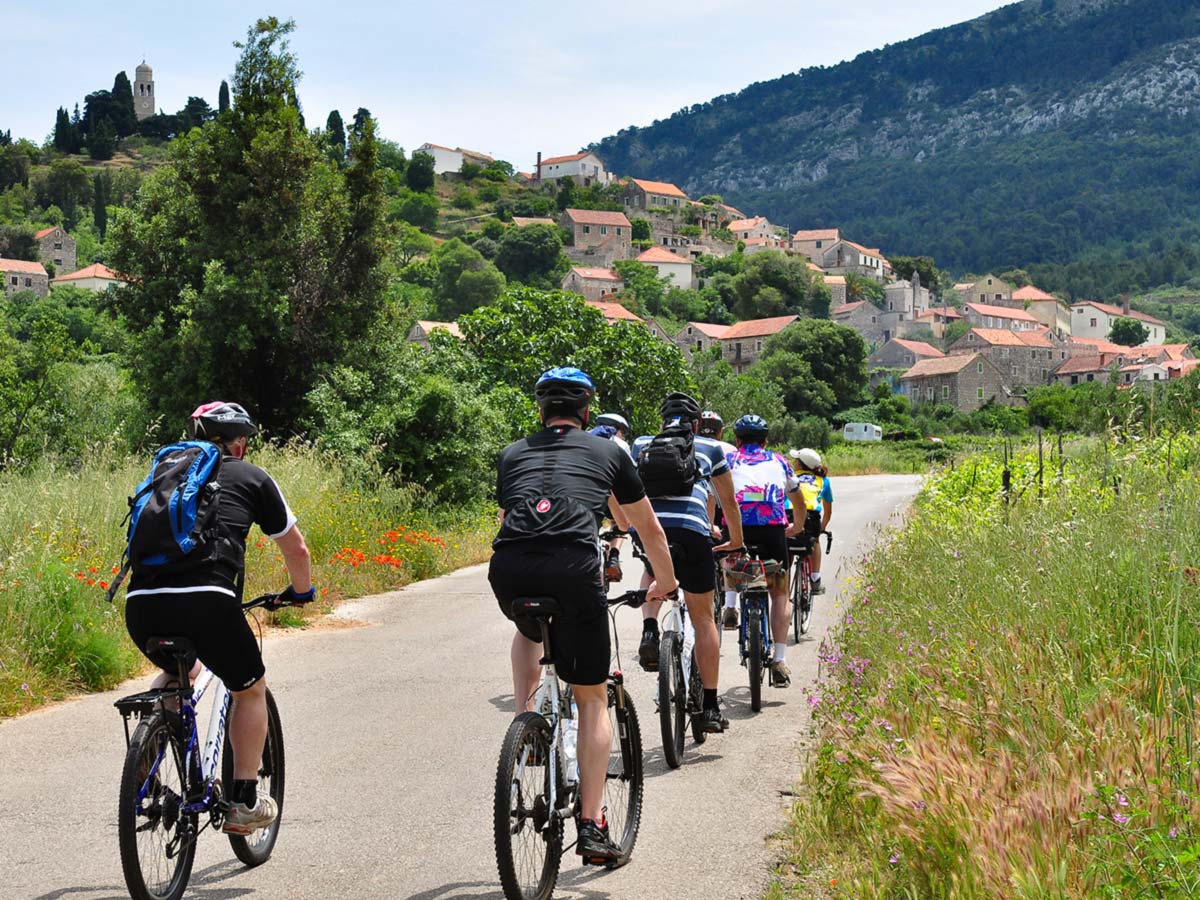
[1002,439,1011,508]
[1058,431,1064,480]
[1037,428,1044,501]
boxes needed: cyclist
[789,447,833,595]
[591,413,633,582]
[631,392,744,732]
[123,402,315,836]
[699,410,742,630]
[726,415,805,687]
[491,367,678,864]
[594,412,632,454]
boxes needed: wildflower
[20,683,29,692]
[99,581,109,590]
[1169,827,1178,838]
[889,853,900,864]
[1116,793,1129,807]
[1112,812,1129,825]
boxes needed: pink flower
[1112,813,1130,825]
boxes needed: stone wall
[37,227,76,274]
[3,270,49,298]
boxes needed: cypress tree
[54,107,73,153]
[93,173,109,239]
[111,71,137,136]
[218,80,230,114]
[326,110,346,165]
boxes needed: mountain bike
[494,589,647,900]
[720,553,782,714]
[114,591,308,900]
[787,530,832,640]
[655,588,709,768]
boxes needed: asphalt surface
[0,474,921,900]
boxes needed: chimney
[535,151,542,184]
[1122,292,1130,315]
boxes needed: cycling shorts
[803,510,822,540]
[742,524,788,566]
[125,590,265,691]
[633,527,716,594]
[490,543,610,686]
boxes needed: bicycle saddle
[145,636,198,658]
[511,596,561,618]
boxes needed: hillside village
[401,148,1188,415]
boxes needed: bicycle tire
[713,562,724,647]
[688,647,708,745]
[747,606,764,713]
[798,563,814,636]
[118,712,197,900]
[658,631,685,769]
[494,712,562,900]
[603,682,644,869]
[223,688,285,866]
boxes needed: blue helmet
[589,425,618,440]
[535,367,595,414]
[733,414,769,439]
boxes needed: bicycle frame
[738,588,771,664]
[182,667,232,812]
[658,595,697,701]
[528,655,571,830]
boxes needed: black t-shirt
[127,456,296,599]
[494,425,645,548]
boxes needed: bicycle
[787,530,833,641]
[494,589,647,900]
[720,553,783,714]
[655,586,709,767]
[114,591,307,900]
[600,528,628,592]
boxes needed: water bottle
[564,701,579,784]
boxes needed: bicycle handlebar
[609,589,649,609]
[242,590,315,612]
[600,528,629,543]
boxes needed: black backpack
[637,424,698,498]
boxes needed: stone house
[35,226,76,274]
[561,267,623,302]
[833,301,887,346]
[1,258,49,297]
[719,315,798,374]
[675,321,731,357]
[1051,355,1123,386]
[1013,285,1071,336]
[900,353,1011,413]
[913,305,965,339]
[883,272,930,320]
[824,274,847,307]
[791,228,841,263]
[1117,362,1170,387]
[405,320,463,348]
[948,328,1065,387]
[416,143,494,175]
[727,217,775,242]
[1070,300,1167,346]
[536,151,612,186]
[562,209,631,267]
[963,301,1041,332]
[643,318,675,344]
[636,246,695,289]
[817,239,891,282]
[869,338,945,371]
[954,274,1015,307]
[623,178,688,213]
[52,263,125,293]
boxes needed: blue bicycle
[114,592,304,900]
[721,554,783,713]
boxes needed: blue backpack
[106,442,226,601]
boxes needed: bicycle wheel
[747,606,764,713]
[798,563,814,637]
[712,563,724,647]
[118,712,197,900]
[658,631,686,769]
[603,682,644,869]
[495,712,562,900]
[223,688,286,866]
[688,647,708,745]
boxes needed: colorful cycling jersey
[796,472,833,513]
[726,444,799,526]
[630,433,729,536]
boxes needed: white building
[415,143,494,175]
[1070,300,1167,346]
[536,152,612,186]
[636,246,695,289]
[52,263,125,293]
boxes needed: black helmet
[733,414,769,439]
[188,401,258,441]
[660,391,701,422]
[698,410,724,437]
[535,367,595,422]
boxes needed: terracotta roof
[34,227,57,240]
[1072,300,1166,328]
[742,236,781,246]
[902,354,983,379]
[1016,329,1055,348]
[540,151,594,166]
[53,263,122,282]
[843,240,884,258]
[1167,359,1200,376]
[960,327,1055,348]
[0,258,48,276]
[568,267,622,281]
[1012,285,1057,302]
[637,246,691,265]
[1069,336,1128,354]
[1055,355,1111,375]
[419,142,454,152]
[586,300,642,322]
[916,305,964,320]
[721,315,798,339]
[564,208,631,228]
[792,228,840,242]
[415,320,463,338]
[965,302,1039,322]
[1141,343,1192,360]
[805,262,824,273]
[823,275,846,285]
[628,178,687,199]
[719,204,745,217]
[459,147,494,162]
[890,338,945,358]
[832,301,867,315]
[511,216,556,228]
[728,216,768,233]
[952,282,975,291]
[687,321,731,338]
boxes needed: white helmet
[789,447,822,469]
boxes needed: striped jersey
[630,433,729,536]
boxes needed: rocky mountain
[592,0,1200,276]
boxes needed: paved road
[0,474,921,900]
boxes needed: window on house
[870,316,877,323]
[756,340,763,352]
[1071,375,1079,385]
[980,293,986,302]
[815,241,823,248]
[1087,374,1095,382]
[1011,366,1018,376]
[54,258,62,266]
[583,225,590,234]
[696,340,702,351]
[1090,318,1097,328]
[24,277,31,287]
[995,293,1002,301]
[968,333,975,342]
[9,276,15,285]
[977,388,985,399]
[616,227,623,236]
[735,343,742,360]
[942,385,950,399]
[54,242,62,250]
[926,387,934,401]
[600,226,608,236]
[977,362,984,374]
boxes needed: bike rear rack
[114,689,189,744]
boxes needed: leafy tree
[82,91,125,140]
[0,226,37,260]
[555,178,576,211]
[393,191,439,231]
[109,16,387,434]
[1109,317,1149,346]
[351,107,372,142]
[177,96,214,131]
[325,110,346,165]
[110,71,138,136]
[942,319,970,348]
[218,80,231,114]
[0,142,33,190]
[430,239,505,317]
[88,118,117,161]
[391,223,433,266]
[888,255,941,292]
[136,114,180,141]
[689,346,787,428]
[451,187,476,210]
[36,158,92,227]
[844,272,885,306]
[730,250,830,320]
[494,223,563,286]
[753,320,867,417]
[406,151,436,192]
[377,140,406,174]
[460,160,482,181]
[0,309,83,466]
[613,259,669,315]
[631,217,651,241]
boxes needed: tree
[391,222,434,266]
[631,218,651,241]
[494,223,563,285]
[844,272,885,306]
[36,158,92,227]
[753,320,868,417]
[110,71,137,136]
[1109,317,1150,346]
[430,239,505,317]
[393,191,439,231]
[613,260,668,315]
[177,96,214,131]
[93,172,111,240]
[88,119,117,161]
[109,16,388,435]
[460,160,482,181]
[351,107,372,142]
[218,80,231,114]
[888,255,941,292]
[405,151,435,192]
[53,107,81,154]
[325,110,346,165]
[730,250,830,320]
[0,142,32,190]
[0,226,38,261]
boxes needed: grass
[0,444,495,718]
[771,431,1200,898]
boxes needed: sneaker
[577,817,622,865]
[700,706,730,733]
[722,608,739,630]
[810,580,825,596]
[769,660,792,688]
[222,793,278,835]
[638,630,659,671]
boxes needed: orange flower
[86,578,95,586]
[99,581,109,590]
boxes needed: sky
[3,1,1005,169]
